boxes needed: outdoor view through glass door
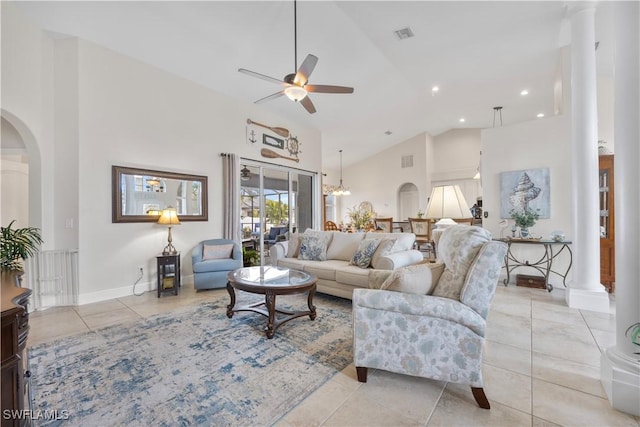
[240,161,316,264]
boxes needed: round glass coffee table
[226,266,317,339]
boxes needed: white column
[601,1,640,416]
[565,3,610,312]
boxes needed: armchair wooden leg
[356,367,368,383]
[471,387,490,409]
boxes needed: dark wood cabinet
[156,253,180,297]
[1,272,32,427]
[599,154,615,292]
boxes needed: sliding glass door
[240,160,317,264]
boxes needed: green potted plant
[242,247,259,267]
[1,220,43,272]
[509,208,539,238]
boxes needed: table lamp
[158,207,181,254]
[425,185,471,228]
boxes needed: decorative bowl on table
[551,231,565,242]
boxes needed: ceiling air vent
[394,27,415,40]
[401,155,414,169]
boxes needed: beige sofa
[269,230,423,299]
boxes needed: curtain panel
[221,153,240,242]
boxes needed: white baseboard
[565,286,610,313]
[601,347,640,416]
[77,274,194,305]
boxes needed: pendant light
[332,150,351,196]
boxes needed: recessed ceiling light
[537,113,545,118]
[459,118,465,123]
[521,90,529,96]
[432,86,439,93]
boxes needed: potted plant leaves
[509,208,539,238]
[1,220,43,272]
[242,247,259,267]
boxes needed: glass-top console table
[496,238,573,292]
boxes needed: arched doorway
[398,182,419,220]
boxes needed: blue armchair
[264,226,288,247]
[192,239,242,290]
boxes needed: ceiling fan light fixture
[284,85,308,101]
[240,165,252,181]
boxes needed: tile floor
[28,283,639,427]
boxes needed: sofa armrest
[269,241,289,263]
[353,289,486,337]
[375,250,423,270]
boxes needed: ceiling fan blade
[300,96,316,114]
[238,68,286,86]
[294,54,318,86]
[255,91,285,104]
[306,84,354,94]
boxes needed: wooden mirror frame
[112,165,208,223]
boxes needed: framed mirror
[112,165,208,223]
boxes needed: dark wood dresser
[1,271,32,427]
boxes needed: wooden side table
[156,253,180,297]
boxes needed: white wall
[432,128,482,209]
[334,132,432,223]
[597,75,615,152]
[2,4,322,303]
[1,3,54,242]
[482,115,573,286]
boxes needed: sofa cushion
[335,265,371,287]
[202,243,234,260]
[276,257,309,270]
[287,233,302,258]
[299,234,331,261]
[370,238,396,269]
[304,260,349,281]
[193,258,240,273]
[365,232,414,253]
[380,262,443,295]
[326,232,365,261]
[432,226,491,301]
[349,238,381,268]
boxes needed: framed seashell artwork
[500,168,550,219]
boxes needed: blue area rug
[29,292,353,426]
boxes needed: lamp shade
[425,185,471,219]
[157,207,181,225]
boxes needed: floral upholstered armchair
[352,225,507,409]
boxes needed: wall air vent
[394,27,415,40]
[401,155,414,169]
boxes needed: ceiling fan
[238,0,354,114]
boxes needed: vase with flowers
[347,206,374,232]
[510,208,540,239]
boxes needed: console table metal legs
[500,240,573,292]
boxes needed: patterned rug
[29,292,353,426]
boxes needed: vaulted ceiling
[13,1,614,169]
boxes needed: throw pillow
[370,238,397,269]
[202,243,234,260]
[432,225,491,300]
[326,232,365,261]
[349,238,381,269]
[286,233,302,258]
[380,263,440,295]
[298,234,331,261]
